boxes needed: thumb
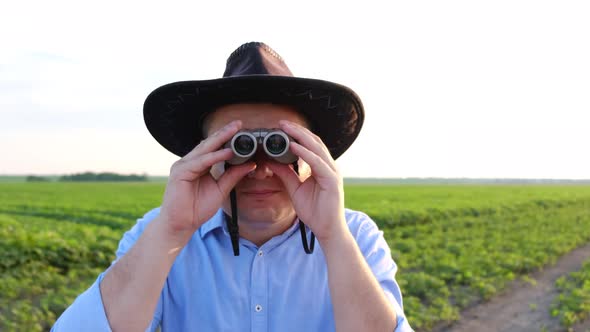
[216,162,256,196]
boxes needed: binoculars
[225,128,298,165]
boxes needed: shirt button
[255,304,263,312]
[258,250,263,257]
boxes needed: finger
[217,162,257,197]
[289,141,335,180]
[171,148,234,181]
[266,162,302,196]
[279,120,336,172]
[183,120,242,160]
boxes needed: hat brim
[143,75,364,159]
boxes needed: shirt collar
[199,209,227,238]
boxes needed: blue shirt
[52,207,413,331]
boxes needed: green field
[1,183,590,331]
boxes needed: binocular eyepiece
[225,129,297,165]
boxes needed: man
[52,42,413,331]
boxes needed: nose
[248,160,274,179]
[247,151,274,179]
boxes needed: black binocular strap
[299,221,315,254]
[293,162,315,254]
[225,162,315,256]
[224,163,240,256]
[228,189,240,256]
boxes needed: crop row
[551,259,590,328]
[0,213,120,331]
[396,203,590,330]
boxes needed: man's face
[205,103,311,224]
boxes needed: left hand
[266,120,347,241]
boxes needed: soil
[432,242,590,332]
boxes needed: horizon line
[2,174,590,181]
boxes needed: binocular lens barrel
[233,135,256,156]
[264,133,287,156]
[230,132,257,159]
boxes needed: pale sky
[1,0,589,179]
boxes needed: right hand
[158,120,256,242]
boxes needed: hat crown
[223,42,294,78]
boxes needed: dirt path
[433,242,590,332]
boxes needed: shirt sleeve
[347,210,415,332]
[51,207,164,332]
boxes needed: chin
[239,207,281,223]
[222,194,295,223]
[240,202,297,224]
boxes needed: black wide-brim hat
[144,42,364,159]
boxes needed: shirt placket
[250,248,268,332]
